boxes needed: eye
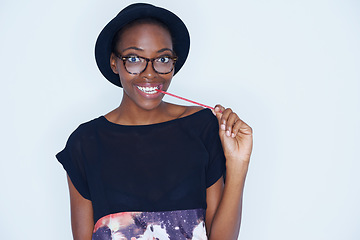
[156,56,171,64]
[126,56,141,63]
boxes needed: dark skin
[67,22,252,240]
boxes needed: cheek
[117,61,126,74]
[118,66,133,85]
[164,72,174,84]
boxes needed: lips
[136,85,159,94]
[134,83,163,98]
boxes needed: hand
[213,105,253,166]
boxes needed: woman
[57,3,252,240]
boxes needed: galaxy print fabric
[92,208,207,240]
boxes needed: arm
[206,105,253,240]
[205,176,224,235]
[67,175,94,240]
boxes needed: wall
[0,0,359,239]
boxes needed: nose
[142,60,156,78]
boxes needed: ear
[110,53,119,74]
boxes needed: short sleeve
[56,127,91,200]
[202,112,226,188]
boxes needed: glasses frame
[114,52,178,75]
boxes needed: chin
[135,99,164,111]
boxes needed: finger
[225,112,239,137]
[213,104,225,126]
[220,108,233,126]
[214,104,225,114]
[218,108,233,135]
[239,122,253,135]
[231,119,243,138]
[232,119,253,137]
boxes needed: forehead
[115,23,173,52]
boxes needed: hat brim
[95,3,190,87]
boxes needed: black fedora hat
[95,3,190,87]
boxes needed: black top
[56,108,225,228]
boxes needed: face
[110,23,175,111]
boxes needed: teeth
[136,86,159,94]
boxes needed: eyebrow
[121,46,144,52]
[157,48,174,54]
[121,47,174,54]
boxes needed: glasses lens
[153,57,175,74]
[123,56,176,74]
[124,56,146,74]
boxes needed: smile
[136,85,160,94]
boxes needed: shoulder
[167,104,216,125]
[164,102,206,118]
[165,103,217,130]
[57,117,102,163]
[179,105,205,118]
[67,117,102,143]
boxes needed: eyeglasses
[114,52,178,75]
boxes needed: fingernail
[215,107,220,112]
[226,130,231,136]
[221,124,226,130]
[231,133,235,138]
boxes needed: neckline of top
[99,108,210,128]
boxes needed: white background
[0,0,359,239]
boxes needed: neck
[112,95,170,125]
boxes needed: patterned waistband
[92,208,207,240]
